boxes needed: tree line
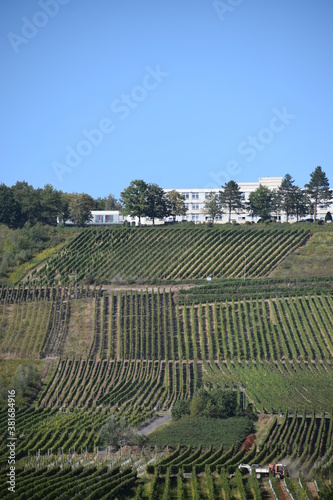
[204,167,332,223]
[0,181,121,228]
[0,166,331,228]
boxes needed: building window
[192,215,199,221]
[183,193,190,199]
[185,203,189,210]
[192,204,199,210]
[192,192,199,199]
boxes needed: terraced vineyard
[0,226,333,498]
[31,225,310,284]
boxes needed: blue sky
[1,0,332,199]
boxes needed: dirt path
[261,480,276,499]
[277,481,291,499]
[136,413,172,435]
[307,481,319,499]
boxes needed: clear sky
[1,0,332,199]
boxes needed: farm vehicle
[238,462,288,479]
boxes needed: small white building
[90,211,125,225]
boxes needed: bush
[172,400,190,420]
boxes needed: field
[0,225,333,498]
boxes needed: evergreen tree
[219,180,243,222]
[304,166,332,221]
[277,174,295,222]
[292,186,309,221]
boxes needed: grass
[270,226,333,278]
[8,243,66,284]
[147,416,253,449]
[63,298,95,358]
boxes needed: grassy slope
[269,224,333,278]
[147,416,253,448]
[0,225,80,286]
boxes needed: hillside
[31,224,310,285]
[0,224,332,497]
[270,226,333,278]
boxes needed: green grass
[147,416,253,448]
[7,243,67,284]
[270,226,333,278]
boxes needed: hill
[0,224,332,496]
[31,224,310,285]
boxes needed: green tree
[58,192,71,226]
[166,190,187,221]
[146,183,170,224]
[172,400,191,420]
[305,166,332,221]
[325,211,332,222]
[293,186,309,222]
[203,192,223,221]
[190,389,211,417]
[120,179,149,225]
[99,416,134,448]
[68,193,95,226]
[12,181,41,225]
[39,184,63,225]
[219,181,243,222]
[95,193,121,211]
[0,184,21,227]
[277,174,295,222]
[248,185,273,221]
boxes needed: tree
[68,193,95,226]
[277,174,295,222]
[99,416,134,448]
[39,184,62,225]
[219,181,243,222]
[292,187,309,222]
[325,211,332,222]
[58,192,71,226]
[120,179,149,225]
[172,400,191,420]
[203,192,223,221]
[12,181,41,226]
[146,183,170,224]
[304,166,332,221]
[0,184,21,227]
[166,190,187,221]
[248,185,273,220]
[95,194,121,211]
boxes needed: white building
[164,177,283,224]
